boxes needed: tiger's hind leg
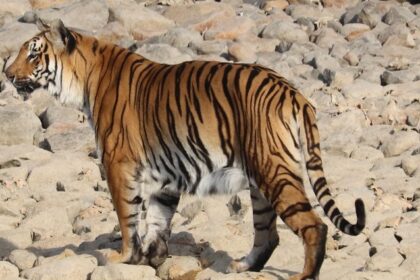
[138,189,180,267]
[272,180,327,280]
[228,187,279,273]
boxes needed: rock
[8,249,37,270]
[341,1,386,27]
[27,152,101,194]
[342,23,371,41]
[313,27,348,49]
[203,16,256,41]
[20,206,73,240]
[343,50,359,66]
[40,105,82,128]
[322,0,359,8]
[328,69,354,88]
[0,261,19,280]
[228,42,257,63]
[0,1,31,17]
[341,79,384,101]
[190,40,228,56]
[179,199,203,223]
[96,21,132,45]
[369,228,399,249]
[366,247,404,271]
[27,89,56,117]
[41,123,95,153]
[262,0,289,12]
[0,21,38,57]
[162,2,235,32]
[262,21,308,44]
[0,228,32,258]
[111,3,174,40]
[0,104,42,145]
[29,0,73,9]
[319,109,367,156]
[157,256,201,280]
[91,264,159,280]
[36,0,109,31]
[383,6,416,25]
[158,28,203,49]
[350,145,384,163]
[401,155,420,177]
[381,130,420,157]
[136,44,192,64]
[21,254,97,280]
[382,69,419,86]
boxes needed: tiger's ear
[43,19,76,54]
[36,18,49,32]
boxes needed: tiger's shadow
[25,231,289,279]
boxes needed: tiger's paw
[226,257,249,273]
[288,274,316,280]
[142,235,168,268]
[103,250,132,264]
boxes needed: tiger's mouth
[12,79,41,99]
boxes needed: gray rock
[21,254,97,280]
[359,65,384,84]
[0,22,38,57]
[162,2,236,30]
[203,16,257,41]
[319,109,367,156]
[40,105,82,128]
[8,249,37,270]
[27,89,56,117]
[136,44,192,64]
[36,0,108,31]
[0,1,31,17]
[381,130,420,157]
[190,40,228,56]
[262,21,309,44]
[0,104,42,145]
[369,228,399,249]
[0,228,32,258]
[313,27,347,49]
[366,247,404,271]
[383,6,416,25]
[228,42,257,63]
[20,207,73,240]
[401,155,420,177]
[350,145,384,163]
[0,261,19,280]
[158,28,203,49]
[286,3,334,21]
[27,152,101,194]
[341,79,384,100]
[91,264,159,280]
[41,123,95,153]
[111,2,174,40]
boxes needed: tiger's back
[5,20,365,280]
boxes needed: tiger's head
[4,19,85,108]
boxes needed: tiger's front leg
[138,189,180,267]
[103,161,143,264]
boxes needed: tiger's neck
[69,36,150,162]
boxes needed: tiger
[4,19,365,280]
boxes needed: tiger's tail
[298,102,365,236]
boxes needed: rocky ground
[0,0,420,279]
